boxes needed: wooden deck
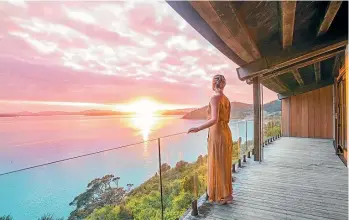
[186,137,348,220]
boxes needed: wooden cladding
[281,98,290,136]
[282,85,333,138]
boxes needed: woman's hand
[188,127,199,134]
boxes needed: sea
[0,115,253,219]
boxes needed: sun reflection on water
[128,113,159,169]
[130,113,159,142]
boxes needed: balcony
[184,137,348,220]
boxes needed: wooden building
[167,1,348,165]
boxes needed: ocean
[0,115,253,219]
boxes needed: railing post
[193,173,198,197]
[191,200,198,216]
[238,137,241,156]
[238,137,242,167]
[245,120,248,152]
[157,138,164,220]
[191,173,199,216]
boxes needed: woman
[188,74,233,205]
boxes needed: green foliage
[78,142,250,220]
[86,205,132,220]
[263,100,281,113]
[0,215,63,220]
[0,215,13,220]
[264,119,281,139]
[68,174,127,220]
[265,126,281,138]
[160,163,171,173]
[125,191,162,220]
[38,214,64,220]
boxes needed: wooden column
[253,77,262,161]
[345,46,348,164]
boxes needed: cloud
[0,1,277,111]
[5,0,27,8]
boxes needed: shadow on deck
[185,137,348,220]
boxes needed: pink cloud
[0,1,277,112]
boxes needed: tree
[86,205,132,220]
[112,177,120,188]
[160,163,171,173]
[175,160,189,170]
[38,214,64,220]
[68,174,127,220]
[0,215,64,220]
[126,184,134,192]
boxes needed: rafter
[292,69,304,86]
[189,1,255,63]
[314,62,321,83]
[273,76,290,92]
[257,46,344,82]
[278,79,333,99]
[238,38,347,81]
[280,1,297,49]
[268,79,287,94]
[317,1,342,36]
[228,2,261,59]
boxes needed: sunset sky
[0,1,277,113]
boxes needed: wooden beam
[253,77,262,162]
[166,1,246,66]
[317,1,343,36]
[292,69,304,86]
[264,78,287,94]
[237,38,347,80]
[332,54,341,78]
[189,1,255,63]
[314,62,321,83]
[261,46,344,81]
[209,1,261,60]
[280,1,297,49]
[273,76,290,92]
[278,79,333,99]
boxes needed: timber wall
[281,85,334,139]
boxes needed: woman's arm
[188,95,220,133]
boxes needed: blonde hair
[212,74,226,91]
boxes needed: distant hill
[182,100,281,120]
[263,100,281,113]
[0,108,195,117]
[0,113,18,117]
[0,101,281,118]
[182,102,253,120]
[80,110,129,116]
[157,108,196,116]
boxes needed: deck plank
[183,137,348,220]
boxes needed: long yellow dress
[207,95,233,202]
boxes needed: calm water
[0,115,253,219]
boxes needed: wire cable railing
[0,120,255,177]
[1,119,282,220]
[0,131,188,177]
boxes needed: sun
[124,98,160,116]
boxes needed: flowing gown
[207,95,233,202]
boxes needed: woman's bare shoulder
[209,95,223,107]
[210,94,222,102]
[224,95,230,102]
